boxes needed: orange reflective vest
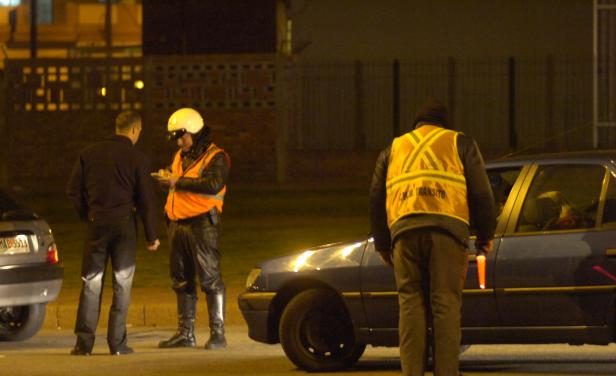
[386,124,469,227]
[164,143,227,221]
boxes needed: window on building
[0,0,21,6]
[37,0,53,24]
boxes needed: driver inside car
[533,191,584,230]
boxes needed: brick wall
[3,56,278,191]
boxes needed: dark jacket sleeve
[66,156,88,221]
[369,146,392,253]
[175,152,230,195]
[134,153,159,242]
[458,134,496,242]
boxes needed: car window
[516,164,605,233]
[488,167,522,221]
[469,167,522,235]
[601,172,616,228]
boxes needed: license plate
[0,235,31,255]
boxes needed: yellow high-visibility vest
[165,143,227,221]
[386,124,469,228]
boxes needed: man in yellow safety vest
[369,100,496,376]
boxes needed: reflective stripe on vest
[386,125,469,228]
[164,143,227,221]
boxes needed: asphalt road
[1,326,616,376]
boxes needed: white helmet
[167,108,204,134]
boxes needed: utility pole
[30,0,38,58]
[105,0,112,57]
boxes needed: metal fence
[286,56,602,157]
[0,54,613,189]
[596,0,616,147]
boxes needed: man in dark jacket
[67,110,160,356]
[154,108,230,350]
[369,100,495,376]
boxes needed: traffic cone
[476,253,486,289]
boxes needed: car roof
[487,149,616,166]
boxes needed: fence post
[447,57,456,124]
[508,56,517,149]
[275,55,288,183]
[545,55,555,151]
[0,68,7,185]
[393,59,400,137]
[354,60,365,151]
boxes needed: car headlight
[245,268,262,289]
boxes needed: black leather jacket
[369,124,496,253]
[175,151,230,196]
[172,131,230,204]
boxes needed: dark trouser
[167,212,225,325]
[393,229,468,376]
[74,215,136,353]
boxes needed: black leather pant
[74,214,136,353]
[167,211,225,297]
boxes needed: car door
[494,161,616,339]
[462,164,525,332]
[358,241,398,343]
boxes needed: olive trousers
[393,229,468,376]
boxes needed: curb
[44,287,246,330]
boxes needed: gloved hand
[378,250,393,267]
[475,239,494,255]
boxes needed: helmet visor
[168,128,187,141]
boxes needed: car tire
[0,303,46,341]
[279,288,366,372]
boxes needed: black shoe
[158,331,196,348]
[204,330,227,350]
[110,346,134,355]
[70,347,91,356]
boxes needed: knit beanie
[413,100,450,129]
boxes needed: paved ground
[35,286,616,376]
[2,326,616,376]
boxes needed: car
[0,189,63,341]
[238,150,616,372]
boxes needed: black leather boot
[159,293,197,348]
[204,291,226,350]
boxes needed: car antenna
[492,122,593,160]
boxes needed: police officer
[154,108,230,350]
[67,110,160,356]
[369,100,495,376]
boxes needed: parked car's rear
[0,189,63,341]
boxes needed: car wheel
[0,303,46,341]
[279,288,366,372]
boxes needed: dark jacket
[66,135,158,242]
[172,131,230,199]
[174,152,230,197]
[369,124,496,253]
